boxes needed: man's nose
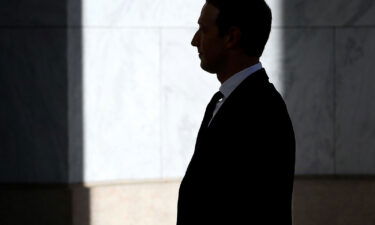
[191,31,198,47]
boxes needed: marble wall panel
[82,0,162,27]
[82,28,162,182]
[160,28,218,178]
[81,0,375,28]
[81,0,202,27]
[0,0,67,26]
[2,0,375,28]
[335,28,375,174]
[0,28,68,182]
[68,28,84,183]
[158,0,203,27]
[263,28,335,174]
[267,0,375,27]
[262,29,284,93]
[67,0,83,27]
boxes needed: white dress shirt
[208,62,263,125]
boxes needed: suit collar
[219,62,263,99]
[207,68,270,128]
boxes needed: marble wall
[0,0,85,184]
[2,1,375,224]
[81,0,375,182]
[0,0,70,182]
[80,0,218,182]
[2,0,375,184]
[335,28,375,174]
[276,0,375,175]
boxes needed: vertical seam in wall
[66,28,70,183]
[333,27,337,174]
[159,27,164,178]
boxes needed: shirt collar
[219,62,263,98]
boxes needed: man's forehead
[198,3,219,25]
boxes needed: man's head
[191,0,272,74]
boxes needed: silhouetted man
[177,0,295,224]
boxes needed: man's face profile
[191,3,227,74]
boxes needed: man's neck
[216,56,260,84]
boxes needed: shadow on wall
[279,1,375,225]
[0,0,90,224]
[279,0,375,176]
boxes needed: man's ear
[224,27,242,49]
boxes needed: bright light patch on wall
[262,0,285,96]
[82,27,162,183]
[78,0,286,223]
[262,28,285,96]
[79,0,285,181]
[80,0,219,184]
[81,0,163,183]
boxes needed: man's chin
[200,62,216,74]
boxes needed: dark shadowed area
[0,0,90,224]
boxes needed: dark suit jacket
[176,69,295,225]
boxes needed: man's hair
[206,0,272,57]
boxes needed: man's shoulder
[222,69,289,117]
[228,68,276,101]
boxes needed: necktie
[200,91,224,129]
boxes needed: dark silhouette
[177,0,295,224]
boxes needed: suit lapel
[207,69,269,128]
